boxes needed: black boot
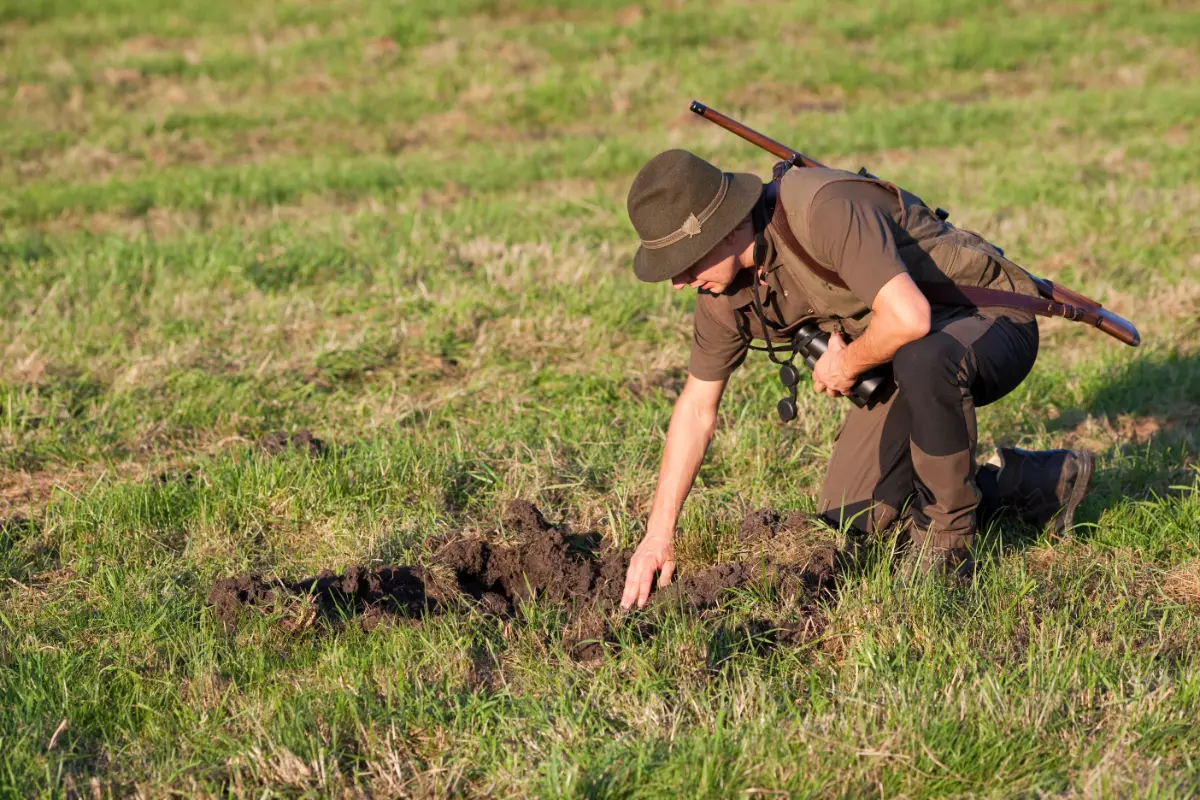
[976,448,1095,536]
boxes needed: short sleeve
[688,294,748,381]
[808,188,907,306]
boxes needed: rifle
[689,100,1141,348]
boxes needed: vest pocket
[947,230,1012,288]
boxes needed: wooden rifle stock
[1032,278,1141,347]
[689,100,1141,348]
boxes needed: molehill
[208,500,841,658]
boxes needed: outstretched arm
[620,374,727,609]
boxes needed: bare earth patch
[1,468,100,517]
[209,500,836,661]
[256,428,328,458]
[1059,412,1200,452]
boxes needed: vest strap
[767,180,849,290]
[766,179,1141,346]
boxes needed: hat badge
[680,213,702,237]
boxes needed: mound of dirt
[208,500,842,658]
[257,429,327,457]
[208,573,288,625]
[154,469,199,485]
[434,500,630,608]
[735,507,840,589]
[208,564,442,631]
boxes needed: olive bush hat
[627,149,763,282]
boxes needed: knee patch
[893,332,966,389]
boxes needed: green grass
[3,0,1200,796]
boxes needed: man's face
[670,237,741,294]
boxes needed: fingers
[814,375,848,398]
[620,551,675,610]
[659,559,675,587]
[636,567,654,608]
[619,559,646,610]
[621,555,656,610]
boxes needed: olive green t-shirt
[688,179,907,382]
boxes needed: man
[619,149,1094,610]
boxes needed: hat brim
[632,171,764,283]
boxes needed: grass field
[3,0,1200,796]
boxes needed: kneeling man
[620,150,1094,609]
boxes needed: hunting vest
[769,166,1040,336]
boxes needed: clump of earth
[208,500,841,660]
[256,428,327,457]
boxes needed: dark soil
[208,564,444,631]
[208,500,842,659]
[154,469,199,486]
[434,500,630,608]
[257,429,327,457]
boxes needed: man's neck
[734,229,758,271]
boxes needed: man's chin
[698,284,728,296]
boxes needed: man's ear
[723,216,751,245]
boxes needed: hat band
[639,173,731,250]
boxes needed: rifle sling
[766,179,1100,327]
[767,180,847,289]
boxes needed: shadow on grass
[1052,349,1199,513]
[0,514,57,584]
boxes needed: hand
[811,333,857,398]
[620,534,676,610]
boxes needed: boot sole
[1054,450,1095,536]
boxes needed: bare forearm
[621,378,722,610]
[843,274,932,377]
[646,399,717,540]
[842,321,915,374]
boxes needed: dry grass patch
[724,80,847,114]
[0,467,118,519]
[28,188,408,240]
[1057,412,1200,454]
[1162,561,1200,607]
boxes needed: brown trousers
[817,310,1039,554]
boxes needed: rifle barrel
[689,101,1141,347]
[689,101,824,169]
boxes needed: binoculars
[776,323,895,421]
